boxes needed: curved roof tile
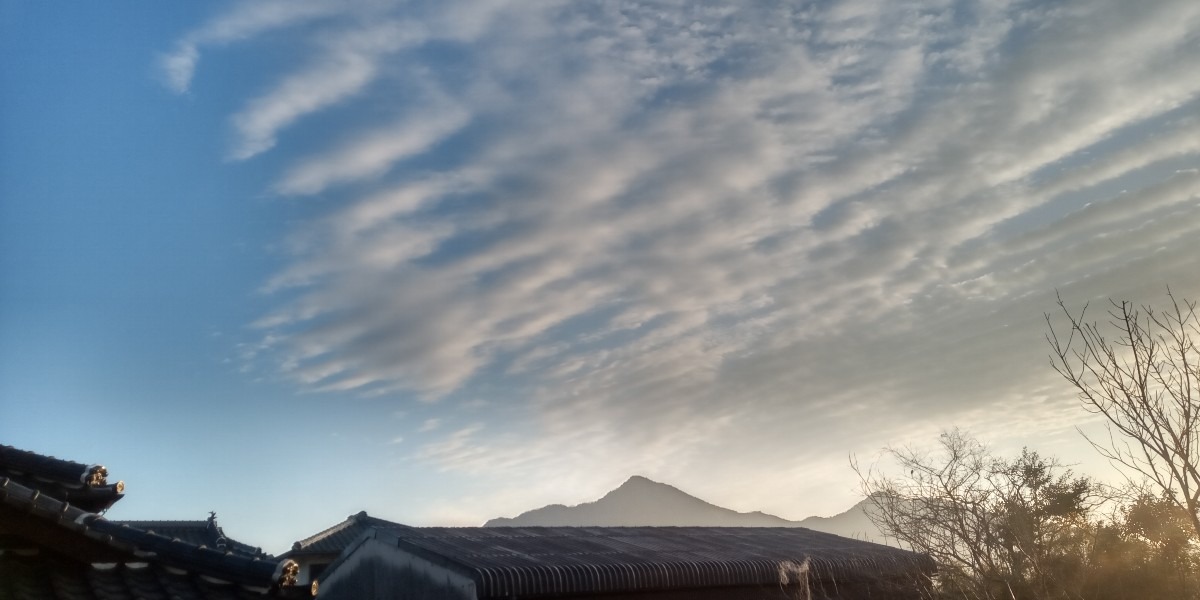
[317,521,933,598]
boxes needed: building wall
[315,538,476,600]
[293,555,336,586]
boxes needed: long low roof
[326,525,933,598]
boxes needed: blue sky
[3,0,1199,553]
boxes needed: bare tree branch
[1047,291,1200,538]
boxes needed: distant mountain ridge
[484,475,886,543]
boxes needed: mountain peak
[613,475,674,492]
[604,476,695,502]
[485,475,802,529]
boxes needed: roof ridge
[292,513,360,550]
[116,517,270,560]
[0,476,295,589]
[287,511,411,556]
[0,445,124,512]
[0,444,106,485]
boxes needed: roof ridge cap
[292,514,360,550]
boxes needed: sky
[2,0,1199,554]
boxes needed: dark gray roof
[0,444,123,513]
[0,555,275,600]
[0,444,101,484]
[285,511,410,556]
[327,524,934,598]
[117,517,270,560]
[0,475,297,592]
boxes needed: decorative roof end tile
[275,559,300,587]
[83,465,108,487]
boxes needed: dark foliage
[857,431,1200,600]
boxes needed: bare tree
[1046,291,1200,538]
[855,431,1001,599]
[854,430,1095,600]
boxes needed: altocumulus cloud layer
[168,0,1200,518]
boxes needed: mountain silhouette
[484,475,886,543]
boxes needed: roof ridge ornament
[82,465,108,487]
[273,559,300,587]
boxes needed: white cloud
[229,21,428,160]
[231,53,375,160]
[275,105,470,195]
[160,0,347,93]
[160,43,199,93]
[175,0,1200,521]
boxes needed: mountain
[797,495,886,543]
[484,475,886,543]
[485,476,795,527]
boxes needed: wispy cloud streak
[170,0,1200,520]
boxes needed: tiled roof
[326,525,934,599]
[285,511,410,556]
[0,555,275,600]
[117,517,270,560]
[0,445,123,513]
[0,476,299,593]
[0,445,102,484]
